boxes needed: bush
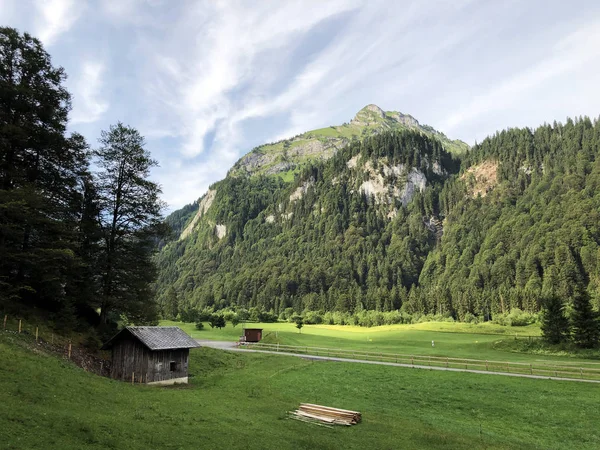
[236,308,250,321]
[303,310,323,324]
[83,332,102,350]
[492,313,509,326]
[208,314,225,329]
[248,307,278,323]
[197,308,214,322]
[280,307,295,321]
[463,312,479,324]
[195,322,204,330]
[493,309,537,326]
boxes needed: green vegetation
[167,320,600,364]
[0,28,164,336]
[225,104,469,178]
[157,118,600,349]
[277,168,300,183]
[2,331,600,449]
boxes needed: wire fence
[2,314,111,377]
[241,342,600,382]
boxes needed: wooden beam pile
[290,403,361,426]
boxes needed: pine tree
[0,27,90,315]
[540,296,570,344]
[571,292,600,348]
[94,123,165,324]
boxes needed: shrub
[493,309,537,326]
[303,310,323,324]
[83,332,102,350]
[463,312,479,324]
[195,322,204,330]
[280,307,295,321]
[508,308,537,326]
[208,314,225,329]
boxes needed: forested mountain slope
[156,116,600,323]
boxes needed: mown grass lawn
[1,332,599,450]
[163,320,600,365]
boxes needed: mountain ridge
[158,113,600,330]
[229,104,469,179]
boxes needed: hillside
[2,332,600,449]
[157,115,600,327]
[229,104,469,178]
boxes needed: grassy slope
[1,332,599,450]
[233,107,469,177]
[165,320,600,364]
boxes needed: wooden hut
[243,328,263,342]
[102,326,200,385]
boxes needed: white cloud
[69,61,109,125]
[7,0,600,210]
[439,20,600,135]
[141,0,360,157]
[34,0,83,46]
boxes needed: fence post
[486,360,488,371]
[18,319,21,334]
[507,362,509,373]
[68,342,72,359]
[581,368,583,379]
[35,327,38,343]
[530,364,533,375]
[132,372,135,385]
[100,361,103,373]
[411,355,414,367]
[446,357,449,368]
[3,315,6,330]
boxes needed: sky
[2,0,600,211]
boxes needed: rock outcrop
[180,189,216,240]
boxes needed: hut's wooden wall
[244,329,262,342]
[110,337,190,383]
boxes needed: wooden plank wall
[110,337,190,383]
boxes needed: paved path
[195,340,600,384]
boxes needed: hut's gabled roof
[102,326,200,351]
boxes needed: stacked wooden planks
[290,403,361,426]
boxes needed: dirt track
[195,339,600,384]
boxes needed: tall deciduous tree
[0,27,89,315]
[94,123,164,324]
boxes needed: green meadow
[1,331,599,450]
[162,320,600,365]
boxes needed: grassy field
[162,320,600,365]
[1,331,599,450]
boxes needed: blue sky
[2,0,600,210]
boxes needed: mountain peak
[230,104,469,177]
[353,104,386,121]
